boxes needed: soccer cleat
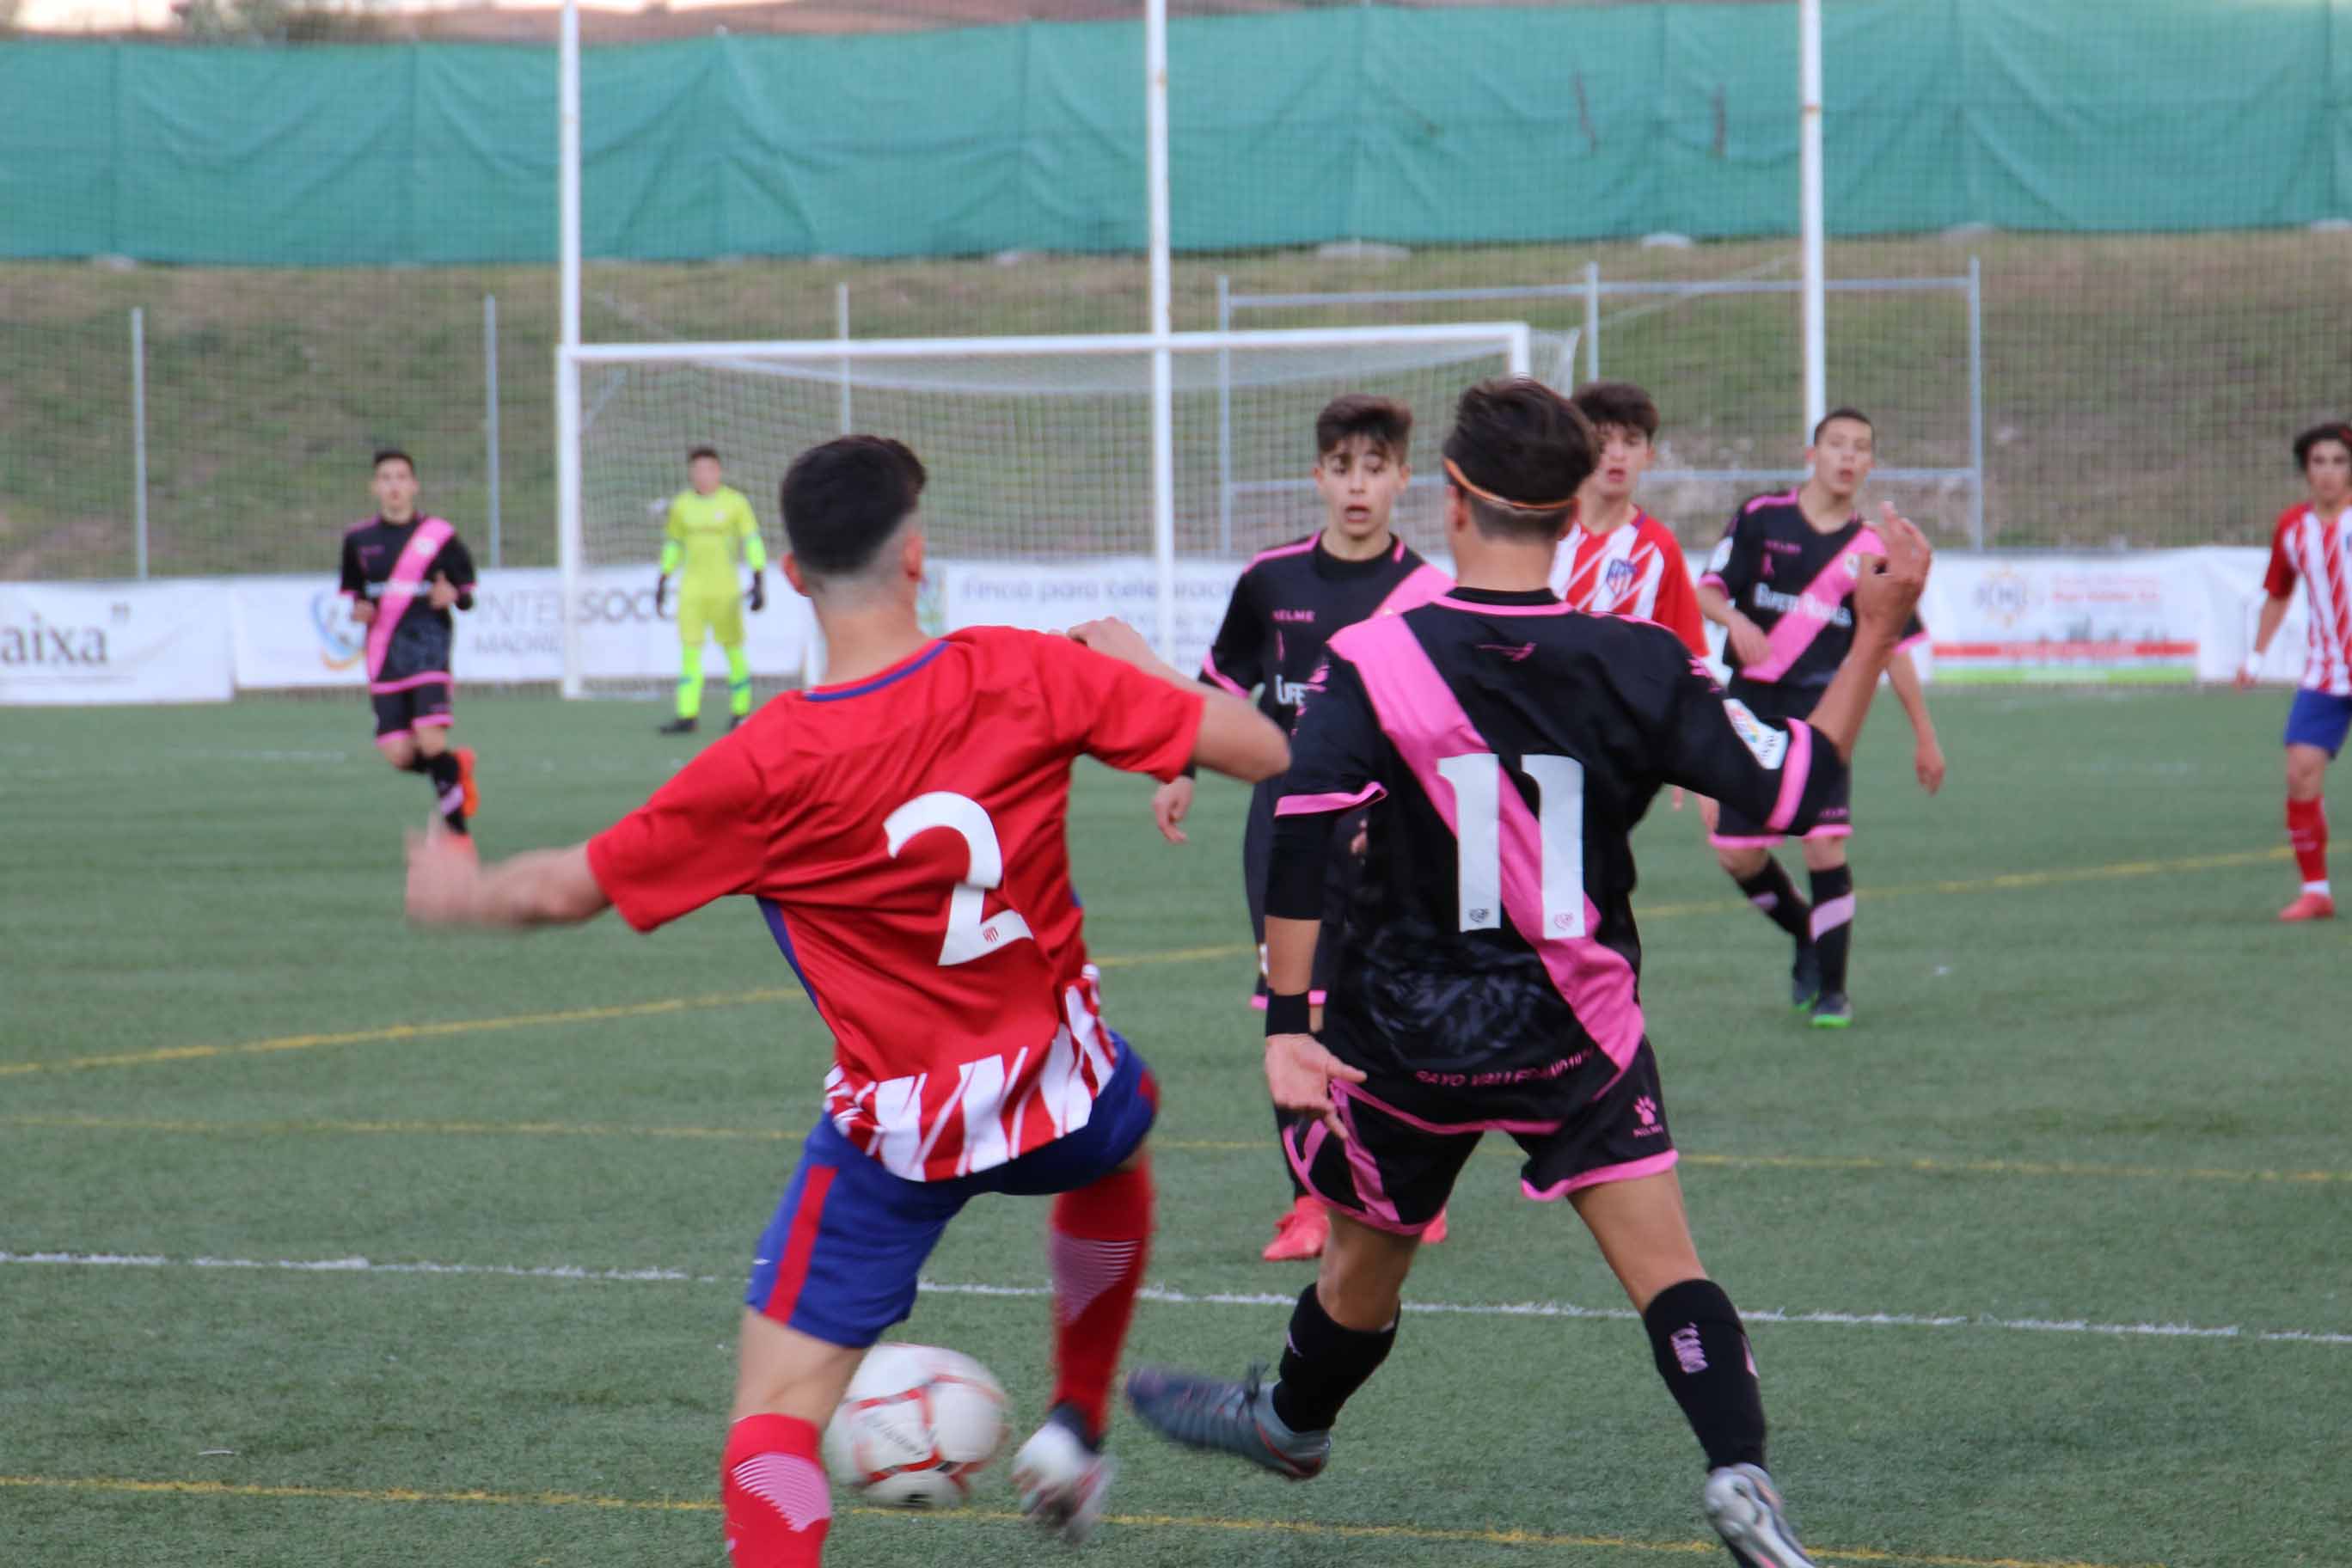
[1011,1404,1118,1546]
[456,747,479,817]
[1124,1364,1330,1480]
[657,716,697,735]
[1809,992,1853,1030]
[1703,1463,1821,1568]
[1790,944,1822,1012]
[2279,891,2337,922]
[1260,1195,1329,1261]
[1422,1208,1449,1245]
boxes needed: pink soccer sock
[2288,797,2330,891]
[1049,1161,1155,1441]
[721,1413,831,1567]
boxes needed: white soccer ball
[820,1342,1009,1509]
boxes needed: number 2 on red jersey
[884,792,1037,967]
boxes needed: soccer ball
[820,1342,1009,1508]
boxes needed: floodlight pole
[556,0,585,696]
[1145,0,1179,663]
[1798,0,1827,442]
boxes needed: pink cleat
[1260,1196,1329,1261]
[2280,891,2336,922]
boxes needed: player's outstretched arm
[1067,617,1289,783]
[1803,508,1932,763]
[406,830,611,928]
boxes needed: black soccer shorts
[1280,1039,1677,1237]
[371,679,454,741]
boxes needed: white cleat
[1011,1413,1118,1546]
[1703,1463,1821,1568]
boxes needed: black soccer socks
[426,750,469,834]
[1736,861,1812,946]
[1808,865,1854,993]
[1643,1277,1767,1472]
[1271,1284,1396,1433]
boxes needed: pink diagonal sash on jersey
[1742,525,1877,684]
[1330,613,1645,1071]
[1370,563,1453,619]
[364,516,454,683]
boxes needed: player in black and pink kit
[1127,379,1937,1568]
[1148,395,1451,1262]
[1697,408,1944,1029]
[338,449,481,836]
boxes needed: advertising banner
[229,568,816,689]
[1917,554,2208,685]
[928,560,1247,682]
[0,580,233,705]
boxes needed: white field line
[6,1250,2349,1349]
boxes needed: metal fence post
[484,294,502,568]
[1583,260,1602,383]
[131,306,150,579]
[836,282,854,434]
[1216,273,1234,555]
[1967,254,1986,548]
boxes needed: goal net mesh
[574,329,1541,579]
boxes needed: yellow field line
[5,1113,2340,1188]
[0,1475,2157,1568]
[0,843,2294,1081]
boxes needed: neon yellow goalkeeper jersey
[661,486,767,588]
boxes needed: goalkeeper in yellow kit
[655,446,769,734]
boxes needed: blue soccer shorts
[745,1037,1158,1349]
[2283,688,2352,759]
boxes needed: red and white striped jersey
[585,627,1205,1183]
[2264,501,2352,695]
[1548,509,1708,657]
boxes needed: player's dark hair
[1811,407,1873,445]
[1441,378,1598,542]
[781,435,928,578]
[1315,395,1413,463]
[372,448,414,474]
[2293,420,2352,470]
[688,445,720,464]
[1570,380,1659,442]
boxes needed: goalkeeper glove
[747,572,766,613]
[654,573,669,615]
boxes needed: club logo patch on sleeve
[1721,699,1789,769]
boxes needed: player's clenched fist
[1066,616,1157,669]
[1265,1032,1368,1142]
[1853,502,1932,637]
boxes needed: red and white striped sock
[721,1413,831,1567]
[1049,1161,1154,1442]
[2288,796,2330,894]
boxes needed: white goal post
[553,322,1533,697]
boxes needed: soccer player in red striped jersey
[2238,420,2352,922]
[1549,382,1708,657]
[1695,409,1945,1029]
[402,436,1289,1566]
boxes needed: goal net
[557,323,1530,695]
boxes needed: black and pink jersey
[1200,534,1450,732]
[1274,587,1847,1090]
[1700,492,1925,693]
[338,516,476,691]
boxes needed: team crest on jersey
[1603,557,1637,597]
[1721,699,1789,769]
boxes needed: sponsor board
[0,580,232,705]
[229,568,817,689]
[929,560,1246,680]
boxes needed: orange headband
[1443,457,1577,514]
